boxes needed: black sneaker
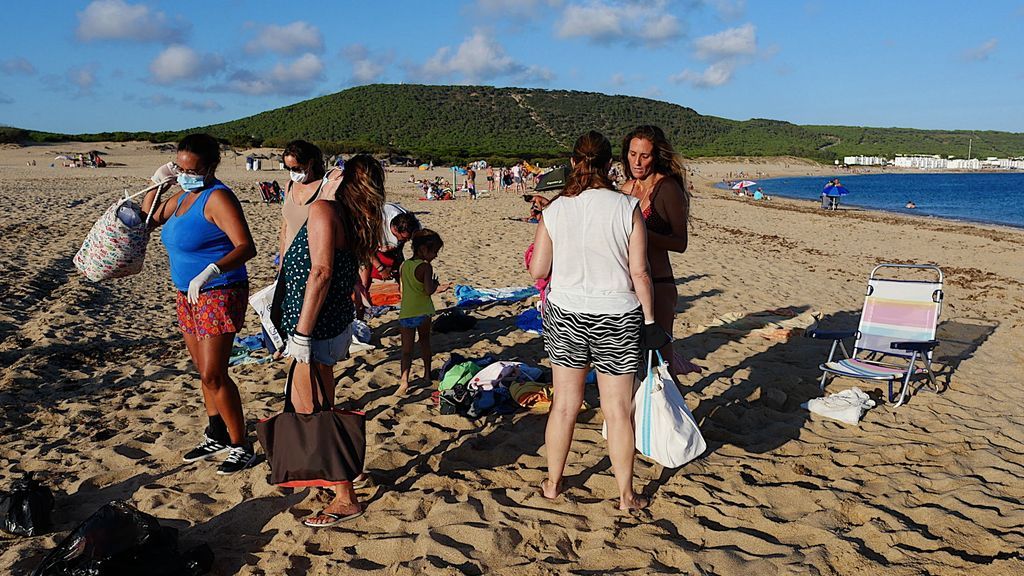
[182,434,229,463]
[216,445,261,475]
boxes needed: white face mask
[289,171,307,184]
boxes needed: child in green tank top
[397,230,444,394]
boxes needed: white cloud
[673,23,757,88]
[558,1,682,46]
[217,53,324,96]
[76,0,187,43]
[180,99,224,112]
[694,23,756,59]
[1,57,36,76]
[68,65,99,95]
[414,31,544,83]
[139,94,223,112]
[707,0,746,20]
[341,44,389,84]
[149,45,224,84]
[670,61,736,88]
[244,22,324,55]
[962,38,998,61]
[610,73,626,87]
[520,65,555,84]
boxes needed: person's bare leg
[397,327,415,394]
[417,318,433,388]
[193,333,247,444]
[653,282,680,378]
[597,371,647,510]
[183,333,218,418]
[543,365,587,498]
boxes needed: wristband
[293,330,310,338]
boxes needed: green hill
[6,84,1024,164]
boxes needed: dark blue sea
[740,173,1024,229]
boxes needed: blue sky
[2,0,1022,134]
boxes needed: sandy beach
[2,141,1023,575]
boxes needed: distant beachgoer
[906,200,916,209]
[397,230,444,394]
[528,130,668,511]
[278,154,385,527]
[486,165,496,193]
[466,166,477,199]
[621,125,695,379]
[142,133,259,475]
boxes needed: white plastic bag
[630,351,706,468]
[248,282,284,350]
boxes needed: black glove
[641,321,671,351]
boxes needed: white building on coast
[843,155,886,166]
[848,154,1023,170]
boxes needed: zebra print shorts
[542,301,643,376]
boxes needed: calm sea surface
[743,173,1024,229]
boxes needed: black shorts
[543,302,642,375]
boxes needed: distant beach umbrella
[823,184,850,196]
[731,180,757,189]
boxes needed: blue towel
[455,284,539,307]
[516,308,543,334]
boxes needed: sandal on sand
[352,474,370,489]
[303,508,363,528]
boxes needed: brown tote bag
[256,362,365,488]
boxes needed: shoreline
[709,180,1024,233]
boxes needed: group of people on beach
[139,121,692,526]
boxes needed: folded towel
[802,387,876,424]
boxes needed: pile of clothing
[436,355,552,418]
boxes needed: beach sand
[1,142,1023,575]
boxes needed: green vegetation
[5,84,1023,163]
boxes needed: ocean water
[745,173,1024,229]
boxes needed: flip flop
[302,509,363,528]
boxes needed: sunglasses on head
[172,162,205,176]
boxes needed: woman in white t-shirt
[528,131,669,511]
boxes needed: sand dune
[1,142,1023,575]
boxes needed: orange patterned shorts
[176,285,248,339]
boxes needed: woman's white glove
[287,333,312,364]
[187,263,221,304]
[151,161,177,184]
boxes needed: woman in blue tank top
[143,133,259,476]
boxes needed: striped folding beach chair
[806,264,943,408]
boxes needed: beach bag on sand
[604,352,706,468]
[74,181,166,282]
[256,363,365,488]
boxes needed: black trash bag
[31,500,213,576]
[0,472,55,537]
[433,310,477,334]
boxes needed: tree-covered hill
[6,84,1023,164]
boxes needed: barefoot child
[397,230,443,394]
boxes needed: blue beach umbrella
[822,184,850,197]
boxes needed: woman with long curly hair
[620,125,695,378]
[277,154,385,527]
